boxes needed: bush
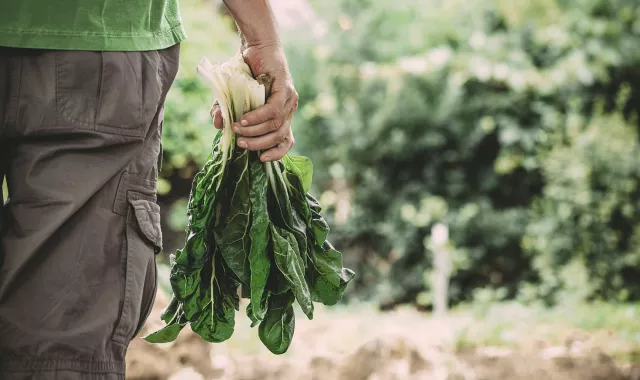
[160,0,640,306]
[285,0,640,305]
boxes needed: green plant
[145,55,353,355]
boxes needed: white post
[431,223,451,317]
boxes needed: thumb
[210,101,224,130]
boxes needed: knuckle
[271,107,282,119]
[269,119,280,132]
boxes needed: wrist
[241,37,282,52]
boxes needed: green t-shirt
[0,0,187,51]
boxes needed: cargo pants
[0,44,179,379]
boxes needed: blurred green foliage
[161,0,640,307]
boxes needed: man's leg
[0,45,179,379]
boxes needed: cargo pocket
[112,193,163,345]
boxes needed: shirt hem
[0,24,187,51]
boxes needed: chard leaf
[271,225,313,319]
[170,266,201,302]
[191,297,235,343]
[160,296,180,324]
[144,308,188,343]
[284,171,312,225]
[266,264,292,295]
[214,150,252,285]
[306,193,322,213]
[246,291,270,327]
[283,154,313,193]
[303,192,330,247]
[258,291,295,355]
[310,267,355,306]
[248,157,271,321]
[268,162,310,268]
[144,322,187,343]
[311,241,343,287]
[190,256,237,343]
[182,283,203,321]
[310,209,330,247]
[174,231,210,271]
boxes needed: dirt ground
[126,293,640,380]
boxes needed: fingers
[236,90,288,128]
[260,127,295,162]
[233,118,279,137]
[233,95,297,137]
[210,102,223,130]
[237,118,291,152]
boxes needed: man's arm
[212,0,298,162]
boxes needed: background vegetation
[158,0,640,309]
[121,0,640,377]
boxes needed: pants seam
[0,355,125,374]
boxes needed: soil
[126,294,639,380]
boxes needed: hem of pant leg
[0,355,125,375]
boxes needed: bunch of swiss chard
[144,54,354,354]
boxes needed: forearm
[219,0,298,162]
[223,0,281,48]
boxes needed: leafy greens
[144,54,354,354]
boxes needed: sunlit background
[122,0,640,378]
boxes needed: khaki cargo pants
[0,44,179,379]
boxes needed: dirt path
[126,295,638,380]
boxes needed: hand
[211,43,298,162]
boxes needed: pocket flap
[129,198,163,253]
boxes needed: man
[0,0,298,378]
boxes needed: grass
[450,301,640,364]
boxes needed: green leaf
[246,291,270,328]
[174,230,210,271]
[310,267,355,306]
[258,291,295,355]
[311,241,343,287]
[266,264,292,295]
[268,162,309,258]
[310,207,330,247]
[306,193,322,213]
[191,301,235,343]
[283,154,313,193]
[144,321,187,343]
[145,305,188,343]
[170,266,202,302]
[271,225,314,319]
[214,150,252,285]
[160,296,180,324]
[248,158,271,321]
[190,262,237,343]
[284,171,313,224]
[301,193,329,247]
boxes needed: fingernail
[238,140,248,148]
[233,126,239,133]
[240,119,249,127]
[262,156,270,162]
